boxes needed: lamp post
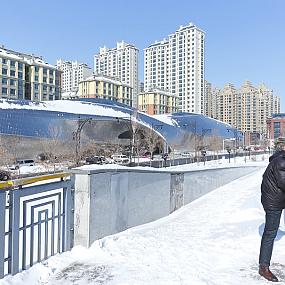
[199,128,211,164]
[201,150,207,165]
[226,146,231,163]
[73,117,93,166]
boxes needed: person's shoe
[259,265,278,282]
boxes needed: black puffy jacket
[261,153,285,210]
[269,150,285,162]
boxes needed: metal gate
[0,173,73,278]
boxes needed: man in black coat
[258,138,285,282]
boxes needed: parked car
[181,151,193,157]
[85,156,106,165]
[0,170,11,181]
[9,159,35,170]
[111,154,129,164]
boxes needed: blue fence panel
[0,177,73,278]
[0,191,6,278]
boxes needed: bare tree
[39,125,66,172]
[208,132,221,161]
[80,139,98,159]
[5,136,22,165]
[141,126,164,166]
[0,136,10,168]
[209,135,221,160]
[129,110,141,164]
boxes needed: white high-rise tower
[144,22,205,113]
[56,59,92,92]
[94,41,139,107]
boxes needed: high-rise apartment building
[211,81,280,136]
[0,46,61,101]
[94,41,139,107]
[144,22,205,114]
[204,80,220,118]
[56,59,92,92]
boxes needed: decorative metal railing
[0,173,73,278]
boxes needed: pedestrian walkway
[4,167,285,285]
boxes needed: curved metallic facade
[0,98,242,151]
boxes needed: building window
[2,68,7,75]
[10,70,15,77]
[274,122,281,139]
[10,89,16,95]
[2,78,7,85]
[2,87,7,94]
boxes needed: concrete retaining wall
[71,166,260,247]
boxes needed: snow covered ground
[3,155,285,285]
[77,153,267,173]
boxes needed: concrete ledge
[71,165,261,247]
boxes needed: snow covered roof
[0,98,240,150]
[0,47,57,69]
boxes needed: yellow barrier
[0,172,71,190]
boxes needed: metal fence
[0,173,73,278]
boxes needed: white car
[181,152,193,157]
[9,159,35,170]
[111,155,129,164]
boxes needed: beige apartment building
[0,46,61,101]
[94,41,138,107]
[204,80,220,119]
[208,81,280,138]
[78,74,133,106]
[138,88,179,115]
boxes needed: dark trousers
[259,209,282,266]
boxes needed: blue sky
[1,0,284,111]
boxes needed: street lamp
[73,117,93,166]
[226,146,231,163]
[201,150,207,165]
[201,128,212,155]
